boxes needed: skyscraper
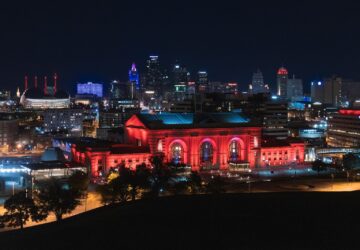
[287,75,303,100]
[145,55,163,89]
[324,77,342,107]
[251,69,268,94]
[276,67,288,98]
[172,63,189,85]
[197,71,208,92]
[110,80,127,99]
[311,80,324,103]
[128,63,140,90]
[128,63,140,99]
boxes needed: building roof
[41,147,66,162]
[55,137,150,155]
[23,87,69,99]
[134,112,252,129]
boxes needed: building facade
[125,113,304,171]
[43,109,84,136]
[77,82,103,98]
[277,67,288,98]
[0,113,18,152]
[287,76,303,100]
[251,69,268,94]
[327,109,360,147]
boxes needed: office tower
[327,109,360,147]
[323,76,342,107]
[145,55,163,88]
[43,109,85,137]
[173,63,189,85]
[128,63,140,99]
[0,113,18,152]
[262,100,289,139]
[311,80,324,103]
[110,80,127,99]
[251,69,268,94]
[287,75,303,100]
[277,67,288,98]
[197,71,208,92]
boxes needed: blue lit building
[77,82,103,98]
[129,63,140,90]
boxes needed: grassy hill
[1,192,360,249]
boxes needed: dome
[277,67,288,75]
[23,87,45,99]
[54,90,69,99]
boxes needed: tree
[96,176,130,205]
[0,191,46,229]
[149,155,172,197]
[206,175,226,194]
[68,170,89,196]
[312,160,328,175]
[188,171,203,194]
[36,178,81,221]
[128,164,151,201]
[343,153,360,170]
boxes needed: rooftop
[135,112,252,129]
[54,137,150,154]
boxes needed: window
[229,140,240,162]
[157,140,163,152]
[200,142,214,163]
[171,143,183,164]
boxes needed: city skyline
[1,1,360,93]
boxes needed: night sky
[1,0,360,94]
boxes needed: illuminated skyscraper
[251,69,268,94]
[276,67,288,98]
[128,63,140,99]
[172,63,189,85]
[145,55,162,88]
[197,71,208,92]
[287,75,303,100]
[128,63,140,90]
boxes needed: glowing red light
[339,109,360,116]
[277,67,288,75]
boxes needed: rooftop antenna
[24,75,28,90]
[34,76,38,88]
[44,76,48,95]
[54,73,58,94]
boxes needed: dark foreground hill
[1,192,360,250]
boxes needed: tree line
[0,155,227,230]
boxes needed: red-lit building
[53,137,151,177]
[55,113,305,177]
[125,113,304,171]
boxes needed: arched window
[157,140,163,152]
[200,142,213,163]
[229,140,240,162]
[171,143,183,164]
